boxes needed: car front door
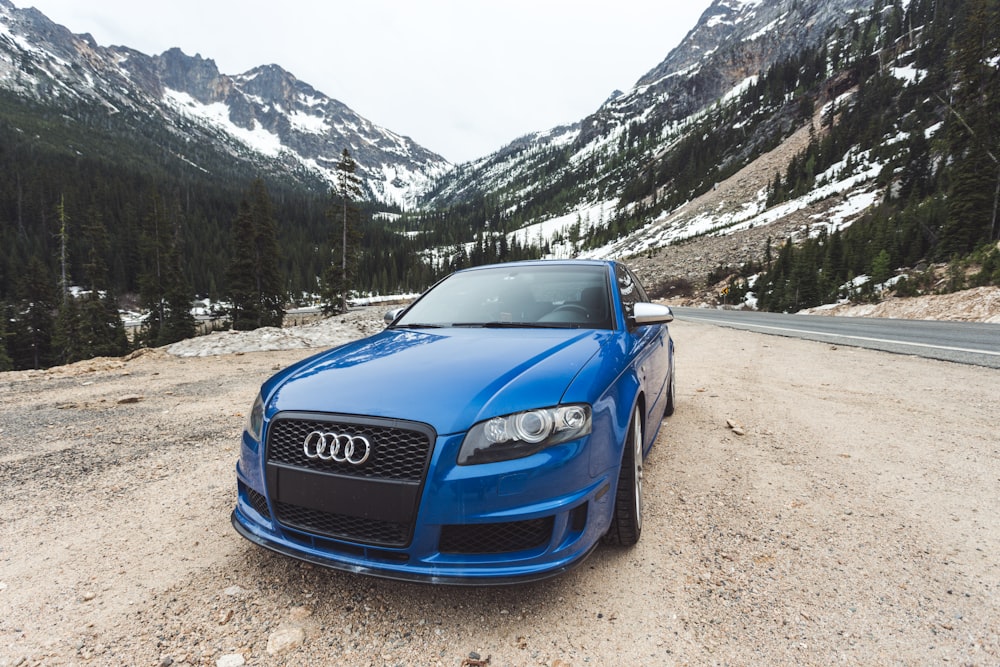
[615,264,670,429]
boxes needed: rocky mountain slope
[419,0,999,324]
[421,0,871,210]
[583,0,871,145]
[2,0,995,324]
[410,0,912,306]
[0,0,449,206]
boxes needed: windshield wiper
[391,323,444,329]
[481,321,539,328]
[479,321,576,329]
[399,322,579,329]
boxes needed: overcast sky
[14,1,714,163]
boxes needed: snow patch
[890,66,923,84]
[287,110,329,135]
[163,89,283,157]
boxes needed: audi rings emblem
[302,430,372,465]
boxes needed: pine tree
[322,150,363,314]
[226,179,285,330]
[73,201,130,360]
[138,194,169,345]
[871,248,893,286]
[52,294,83,366]
[250,179,285,328]
[138,194,196,346]
[897,131,933,202]
[49,197,81,367]
[0,303,13,372]
[56,196,70,304]
[939,0,1000,255]
[12,257,57,369]
[156,248,196,346]
[226,200,260,330]
[77,292,129,359]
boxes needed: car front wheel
[606,405,643,546]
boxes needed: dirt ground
[1,310,998,666]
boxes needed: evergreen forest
[1,0,998,370]
[744,0,1000,311]
[399,0,999,306]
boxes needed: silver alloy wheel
[670,365,676,406]
[668,364,676,415]
[631,407,643,533]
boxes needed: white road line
[682,317,1000,357]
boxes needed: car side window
[615,263,648,319]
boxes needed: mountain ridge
[413,0,999,319]
[0,0,449,206]
[420,0,871,210]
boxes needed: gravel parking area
[1,311,997,666]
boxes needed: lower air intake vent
[274,501,409,547]
[439,517,554,554]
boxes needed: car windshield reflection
[394,264,614,330]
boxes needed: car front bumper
[232,428,617,584]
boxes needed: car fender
[561,338,642,480]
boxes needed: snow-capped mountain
[421,0,874,235]
[2,0,991,315]
[590,0,872,141]
[0,0,449,206]
[419,0,1000,319]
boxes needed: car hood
[265,327,608,435]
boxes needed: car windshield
[394,264,614,329]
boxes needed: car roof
[455,259,614,274]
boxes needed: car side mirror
[629,302,674,329]
[383,307,405,326]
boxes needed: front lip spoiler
[231,510,599,587]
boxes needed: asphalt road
[671,306,1000,369]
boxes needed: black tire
[663,363,676,418]
[606,406,644,546]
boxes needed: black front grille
[267,414,432,480]
[265,413,435,548]
[440,517,554,554]
[243,484,271,519]
[274,501,409,547]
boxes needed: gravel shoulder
[1,312,998,666]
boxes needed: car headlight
[458,404,591,465]
[245,393,265,443]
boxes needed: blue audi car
[232,259,675,584]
